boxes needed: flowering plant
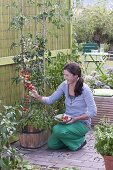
[85,66,113,90]
[94,118,113,156]
[12,34,56,131]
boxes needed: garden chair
[83,42,99,53]
[82,43,109,74]
[82,42,99,71]
[108,51,113,60]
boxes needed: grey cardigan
[42,81,97,127]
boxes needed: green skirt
[48,121,89,151]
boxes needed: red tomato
[24,75,30,80]
[28,84,35,91]
[63,116,69,122]
[20,69,24,75]
[22,107,28,112]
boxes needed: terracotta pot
[104,155,113,170]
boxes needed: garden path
[14,130,105,170]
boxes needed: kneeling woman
[31,62,97,151]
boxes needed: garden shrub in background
[85,66,113,90]
[73,5,113,45]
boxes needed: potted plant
[13,33,60,148]
[9,0,73,148]
[94,118,113,170]
[18,103,55,148]
[9,0,55,148]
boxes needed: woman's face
[63,70,78,85]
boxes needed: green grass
[80,53,113,74]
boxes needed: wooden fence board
[0,64,24,109]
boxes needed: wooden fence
[0,0,72,109]
[0,0,72,58]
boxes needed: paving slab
[13,130,105,170]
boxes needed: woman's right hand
[29,90,39,99]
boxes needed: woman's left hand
[66,117,77,124]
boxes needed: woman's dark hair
[64,62,84,97]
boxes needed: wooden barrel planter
[19,126,51,148]
[92,96,113,126]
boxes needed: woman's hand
[66,114,89,124]
[66,117,77,124]
[29,90,43,101]
[29,90,40,99]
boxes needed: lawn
[80,54,113,74]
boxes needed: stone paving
[14,130,105,170]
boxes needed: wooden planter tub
[92,96,113,126]
[19,128,51,149]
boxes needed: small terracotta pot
[104,155,113,170]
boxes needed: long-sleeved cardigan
[42,81,97,127]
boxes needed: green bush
[94,118,113,156]
[85,66,113,90]
[0,106,36,170]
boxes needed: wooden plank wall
[92,96,113,126]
